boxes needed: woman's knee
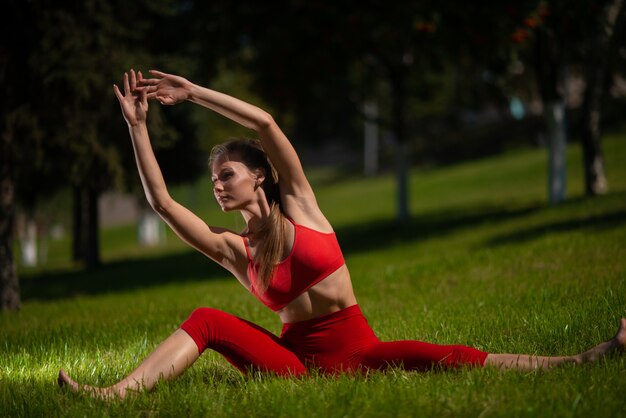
[180,307,229,352]
[187,307,223,323]
[443,345,489,368]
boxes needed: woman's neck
[240,197,272,236]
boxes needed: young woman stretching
[58,69,626,399]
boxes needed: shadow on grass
[335,203,540,255]
[23,195,625,302]
[21,250,228,302]
[22,203,540,302]
[486,207,626,247]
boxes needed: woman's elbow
[254,110,276,131]
[147,195,173,216]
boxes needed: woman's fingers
[147,91,167,104]
[113,84,123,101]
[138,77,158,86]
[123,72,131,95]
[148,69,168,78]
[117,69,162,106]
[138,84,148,106]
[137,85,157,94]
[130,69,137,91]
[121,68,155,91]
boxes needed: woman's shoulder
[281,200,334,234]
[209,226,249,255]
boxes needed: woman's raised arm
[114,70,245,275]
[138,71,315,201]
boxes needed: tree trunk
[580,0,623,195]
[363,101,379,177]
[534,26,568,204]
[581,74,609,195]
[391,66,410,222]
[72,186,101,268]
[1,132,20,311]
[545,101,568,203]
[72,187,83,262]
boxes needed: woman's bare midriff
[276,264,358,324]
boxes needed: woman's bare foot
[57,329,199,400]
[578,317,626,363]
[613,318,626,349]
[58,369,124,400]
[484,318,626,370]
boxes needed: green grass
[2,135,626,417]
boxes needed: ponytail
[209,139,284,293]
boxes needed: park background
[1,1,626,417]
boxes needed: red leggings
[180,305,488,376]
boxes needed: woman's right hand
[137,70,192,106]
[113,69,148,126]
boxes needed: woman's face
[211,155,259,212]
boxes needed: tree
[580,0,624,195]
[496,1,625,201]
[438,0,626,203]
[29,0,204,268]
[0,0,210,309]
[31,1,148,267]
[0,115,21,311]
[532,5,569,204]
[0,0,44,311]
[212,1,445,222]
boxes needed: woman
[58,69,625,399]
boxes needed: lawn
[1,136,625,417]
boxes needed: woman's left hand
[113,69,148,126]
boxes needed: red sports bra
[243,218,345,311]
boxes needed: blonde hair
[209,139,284,293]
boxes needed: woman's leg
[58,329,199,400]
[180,307,306,377]
[59,308,307,399]
[485,317,626,370]
[359,318,626,372]
[359,340,488,372]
